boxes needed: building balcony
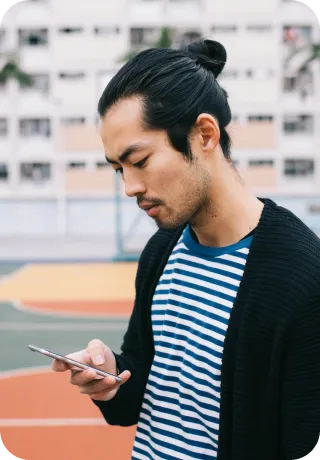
[228,121,276,150]
[4,0,51,27]
[17,137,54,156]
[16,92,53,116]
[238,165,277,190]
[20,47,51,72]
[0,139,11,157]
[128,0,164,19]
[65,168,115,195]
[60,124,103,154]
[128,0,202,24]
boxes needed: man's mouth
[139,203,161,217]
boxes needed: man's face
[100,97,212,230]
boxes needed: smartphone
[28,344,122,383]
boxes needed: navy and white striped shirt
[132,225,254,460]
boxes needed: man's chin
[155,218,187,231]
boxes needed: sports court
[0,262,138,460]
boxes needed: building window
[181,31,202,45]
[20,162,51,183]
[253,69,275,80]
[248,115,274,122]
[18,28,48,46]
[283,114,313,134]
[0,118,8,136]
[284,159,314,177]
[283,26,312,46]
[0,163,8,181]
[96,161,110,169]
[246,24,273,32]
[19,119,51,137]
[249,159,274,167]
[0,29,5,47]
[220,70,239,79]
[59,27,84,34]
[130,28,158,47]
[61,117,86,126]
[212,25,238,33]
[309,203,320,214]
[94,26,121,36]
[68,162,86,169]
[20,74,49,94]
[59,72,85,80]
[284,76,297,92]
[283,73,313,96]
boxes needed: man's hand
[51,339,131,401]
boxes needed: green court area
[0,264,129,372]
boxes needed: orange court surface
[0,262,138,460]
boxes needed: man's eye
[134,158,147,168]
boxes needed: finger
[79,376,119,395]
[65,350,90,365]
[51,359,69,372]
[87,339,106,366]
[70,368,97,386]
[118,370,131,385]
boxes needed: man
[52,40,320,460]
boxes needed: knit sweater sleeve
[92,232,161,426]
[282,295,320,459]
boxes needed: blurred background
[0,0,319,261]
[0,0,319,459]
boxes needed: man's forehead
[100,99,143,142]
[103,97,142,125]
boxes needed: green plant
[0,58,33,87]
[286,43,320,73]
[119,27,173,63]
[156,27,172,49]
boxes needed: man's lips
[139,203,160,211]
[139,203,161,217]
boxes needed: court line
[13,299,131,320]
[0,366,52,380]
[0,264,29,288]
[0,322,127,331]
[0,418,107,427]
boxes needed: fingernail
[94,355,104,365]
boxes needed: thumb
[87,339,106,366]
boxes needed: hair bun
[185,39,227,78]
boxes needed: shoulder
[257,198,320,302]
[262,198,320,260]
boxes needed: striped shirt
[131,225,254,460]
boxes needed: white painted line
[0,322,127,331]
[0,366,51,380]
[0,418,107,427]
[13,299,131,320]
[0,265,30,288]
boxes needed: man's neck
[190,169,264,248]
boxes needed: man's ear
[196,114,220,155]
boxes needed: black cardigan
[95,198,320,460]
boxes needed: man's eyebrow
[105,142,151,164]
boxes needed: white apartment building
[0,0,319,238]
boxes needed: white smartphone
[28,344,122,383]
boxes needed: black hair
[98,39,232,161]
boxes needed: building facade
[0,0,319,237]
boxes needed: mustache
[137,197,163,207]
